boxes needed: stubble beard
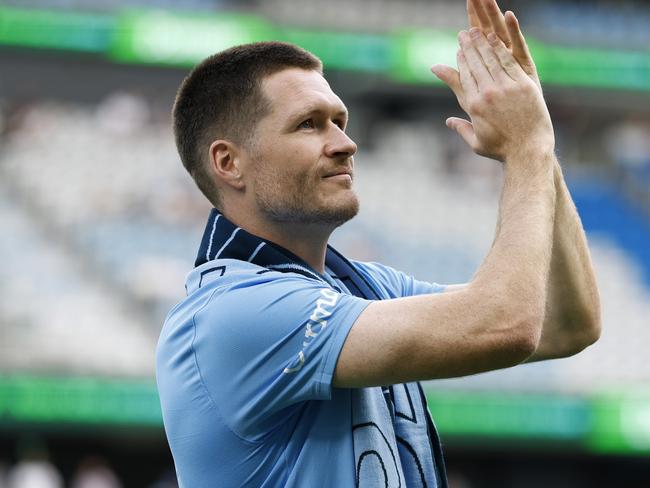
[254,168,360,228]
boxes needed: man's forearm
[451,0,600,360]
[471,149,557,340]
[527,163,601,360]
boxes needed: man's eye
[298,119,315,130]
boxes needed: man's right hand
[432,28,554,164]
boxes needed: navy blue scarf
[195,208,383,300]
[195,208,448,487]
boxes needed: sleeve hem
[315,298,373,399]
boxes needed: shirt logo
[283,288,339,374]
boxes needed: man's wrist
[553,159,565,186]
[504,141,555,164]
[503,146,556,182]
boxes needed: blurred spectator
[95,92,150,136]
[605,118,650,171]
[0,99,6,137]
[0,459,7,488]
[70,456,122,488]
[148,469,178,488]
[447,469,474,488]
[6,437,62,488]
[6,461,62,488]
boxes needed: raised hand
[467,0,540,91]
[431,29,553,163]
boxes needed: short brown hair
[172,41,323,207]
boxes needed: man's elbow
[576,306,602,351]
[561,305,602,357]
[498,305,545,365]
[512,314,544,361]
[476,285,546,365]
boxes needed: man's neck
[222,210,333,274]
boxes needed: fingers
[459,30,493,89]
[504,11,536,77]
[467,0,481,29]
[482,0,511,48]
[486,32,524,82]
[431,64,464,103]
[457,47,478,97]
[446,117,477,148]
[469,0,491,31]
[467,28,510,83]
[430,47,481,115]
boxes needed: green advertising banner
[533,44,650,91]
[390,30,650,90]
[2,5,650,91]
[425,390,589,441]
[389,28,650,90]
[0,375,161,426]
[391,29,458,84]
[110,10,389,72]
[0,6,113,52]
[110,9,276,66]
[2,375,650,455]
[280,28,389,73]
[588,391,650,454]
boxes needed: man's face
[244,68,359,228]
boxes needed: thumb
[446,117,476,147]
[431,64,464,103]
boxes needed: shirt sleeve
[192,272,371,440]
[351,260,447,298]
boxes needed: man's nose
[324,124,357,159]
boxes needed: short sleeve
[351,260,446,298]
[192,273,370,439]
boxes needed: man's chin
[319,209,358,228]
[319,195,360,227]
[257,191,360,227]
[266,203,358,227]
[294,203,358,227]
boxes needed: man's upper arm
[193,273,370,437]
[332,281,537,388]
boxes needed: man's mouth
[324,173,352,182]
[323,169,353,180]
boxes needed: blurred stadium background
[1,0,649,486]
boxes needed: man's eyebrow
[287,104,349,122]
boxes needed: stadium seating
[2,98,649,392]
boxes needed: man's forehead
[262,68,346,116]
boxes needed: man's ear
[208,139,245,190]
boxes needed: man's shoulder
[348,259,407,297]
[167,259,332,328]
[350,259,398,279]
[158,258,327,364]
[349,259,446,298]
[185,258,318,294]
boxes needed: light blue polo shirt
[156,258,446,487]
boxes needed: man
[156,1,601,486]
